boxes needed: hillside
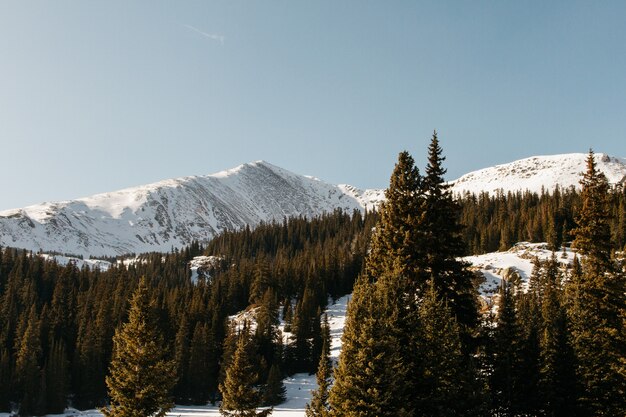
[450,152,626,195]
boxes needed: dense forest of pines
[1,138,625,416]
[323,141,625,417]
[0,210,374,415]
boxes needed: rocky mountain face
[0,161,383,257]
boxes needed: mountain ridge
[0,161,382,257]
[1,153,625,257]
[450,152,626,195]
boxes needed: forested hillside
[0,210,374,415]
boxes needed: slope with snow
[451,152,626,195]
[0,161,382,258]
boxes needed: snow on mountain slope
[2,152,624,258]
[451,153,626,195]
[0,161,382,258]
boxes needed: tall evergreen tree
[219,324,271,417]
[420,131,478,348]
[567,150,626,416]
[263,363,286,407]
[0,348,11,412]
[413,282,480,416]
[187,322,213,404]
[328,274,412,417]
[102,277,176,417]
[489,282,523,416]
[538,256,577,417]
[173,315,191,403]
[365,151,424,283]
[45,338,69,414]
[15,306,45,417]
[306,314,331,417]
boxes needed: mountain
[0,161,384,258]
[2,152,625,258]
[450,152,626,195]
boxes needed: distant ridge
[450,153,626,195]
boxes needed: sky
[1,1,625,210]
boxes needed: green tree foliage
[306,314,331,417]
[45,338,69,414]
[538,256,577,417]
[328,274,412,417]
[567,150,626,416]
[331,136,481,416]
[420,132,478,346]
[263,363,286,407]
[3,150,626,414]
[413,282,480,416]
[365,151,423,282]
[187,322,216,404]
[102,277,177,417]
[15,306,45,416]
[0,210,370,412]
[219,324,271,417]
[489,281,524,416]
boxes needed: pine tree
[420,131,478,349]
[219,324,271,417]
[45,338,69,414]
[102,277,177,417]
[489,281,523,415]
[572,150,612,269]
[306,314,331,417]
[538,256,577,417]
[263,363,286,406]
[413,281,471,416]
[173,315,191,403]
[330,151,421,416]
[187,322,213,404]
[328,274,412,417]
[0,348,11,412]
[567,150,626,416]
[15,306,45,417]
[365,151,424,283]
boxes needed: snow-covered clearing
[464,242,576,297]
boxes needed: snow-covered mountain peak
[450,152,626,195]
[0,161,383,257]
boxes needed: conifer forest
[1,137,625,416]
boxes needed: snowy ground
[464,242,576,296]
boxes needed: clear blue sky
[1,1,625,210]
